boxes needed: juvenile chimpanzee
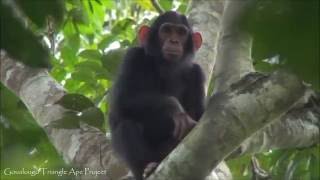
[109,11,205,180]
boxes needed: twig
[150,0,164,14]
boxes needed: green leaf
[50,66,67,82]
[177,0,189,14]
[102,0,115,9]
[94,0,103,6]
[75,61,102,71]
[159,0,173,11]
[83,0,105,30]
[68,34,81,51]
[136,1,154,11]
[70,7,89,24]
[60,34,80,66]
[61,46,77,66]
[249,1,319,90]
[64,79,83,92]
[80,107,105,132]
[75,60,110,80]
[310,154,320,179]
[49,111,80,129]
[272,150,293,176]
[71,70,95,83]
[78,49,102,60]
[15,0,64,28]
[63,21,77,36]
[95,68,111,80]
[111,18,135,34]
[51,99,105,131]
[55,93,95,111]
[98,35,118,50]
[101,48,126,79]
[77,83,96,96]
[285,153,302,180]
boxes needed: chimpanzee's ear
[138,25,150,46]
[192,32,202,51]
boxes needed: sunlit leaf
[83,0,105,30]
[177,0,189,14]
[98,35,118,50]
[101,48,126,79]
[50,66,67,82]
[159,0,173,11]
[61,46,77,66]
[102,0,115,9]
[78,49,102,60]
[111,18,135,34]
[64,78,83,91]
[70,7,89,24]
[136,0,154,11]
[71,70,95,83]
[75,60,102,71]
[63,21,77,36]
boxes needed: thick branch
[212,0,319,156]
[0,50,128,179]
[188,0,225,94]
[212,0,254,93]
[148,71,306,180]
[234,89,320,156]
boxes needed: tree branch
[188,0,226,94]
[211,0,319,157]
[150,0,164,14]
[0,50,128,179]
[148,71,306,180]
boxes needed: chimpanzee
[109,11,205,180]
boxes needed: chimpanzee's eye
[176,26,189,36]
[160,23,173,34]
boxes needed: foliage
[0,0,188,179]
[227,146,320,179]
[0,0,318,179]
[0,85,69,180]
[246,0,319,90]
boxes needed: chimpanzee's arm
[113,47,184,118]
[183,63,205,121]
[111,47,184,140]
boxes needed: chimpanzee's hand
[172,112,197,140]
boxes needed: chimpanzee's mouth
[164,49,181,55]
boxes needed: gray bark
[148,0,319,179]
[188,0,225,94]
[148,71,306,180]
[188,1,232,180]
[0,50,127,180]
[212,0,319,156]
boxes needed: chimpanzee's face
[158,23,190,61]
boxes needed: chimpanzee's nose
[169,39,179,44]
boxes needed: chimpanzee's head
[138,11,202,62]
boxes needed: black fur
[109,11,205,180]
